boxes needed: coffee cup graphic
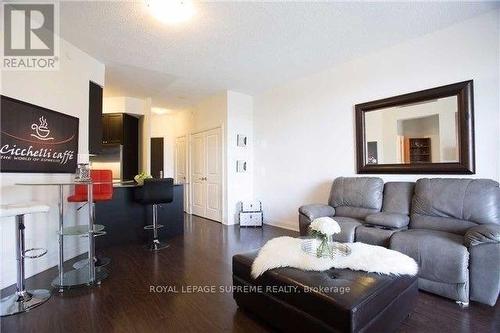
[31,116,54,141]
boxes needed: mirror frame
[355,80,475,174]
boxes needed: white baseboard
[264,218,299,232]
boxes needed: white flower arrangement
[134,172,152,185]
[310,217,341,236]
[309,217,341,258]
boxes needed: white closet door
[191,132,206,217]
[190,128,222,222]
[204,128,222,221]
[175,136,188,211]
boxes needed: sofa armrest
[365,212,409,229]
[465,224,500,305]
[298,204,335,221]
[464,224,500,248]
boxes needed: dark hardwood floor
[1,215,498,333]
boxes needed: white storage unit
[241,200,262,212]
[239,212,263,227]
[239,200,263,227]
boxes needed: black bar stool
[134,178,174,251]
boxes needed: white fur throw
[251,237,418,278]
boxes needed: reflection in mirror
[364,96,459,165]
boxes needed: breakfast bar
[95,183,184,249]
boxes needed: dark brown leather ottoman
[233,251,418,333]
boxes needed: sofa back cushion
[329,177,383,219]
[411,178,500,235]
[382,182,415,214]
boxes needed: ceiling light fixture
[146,0,195,24]
[152,108,172,115]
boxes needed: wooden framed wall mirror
[355,81,475,174]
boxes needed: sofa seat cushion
[365,212,409,229]
[390,229,469,284]
[332,217,363,243]
[355,225,402,247]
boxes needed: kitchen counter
[95,184,184,249]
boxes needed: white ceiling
[59,1,499,109]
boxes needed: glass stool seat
[51,266,108,290]
[60,224,105,236]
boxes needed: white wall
[151,113,175,177]
[191,92,227,133]
[150,110,192,178]
[254,11,500,231]
[227,91,254,225]
[140,98,153,173]
[0,39,105,288]
[172,110,192,139]
[103,96,145,116]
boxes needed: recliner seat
[299,177,383,242]
[391,178,500,306]
[298,177,500,306]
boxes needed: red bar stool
[67,169,113,269]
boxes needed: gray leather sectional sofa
[298,177,500,306]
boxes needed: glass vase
[316,235,334,258]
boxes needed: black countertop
[112,182,185,188]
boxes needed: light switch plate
[237,134,247,147]
[236,160,247,172]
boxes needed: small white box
[240,200,262,212]
[239,212,263,226]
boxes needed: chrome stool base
[0,213,51,316]
[146,240,169,251]
[72,256,111,270]
[0,289,51,317]
[142,204,169,251]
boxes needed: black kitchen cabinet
[122,115,139,180]
[102,113,139,180]
[102,113,124,144]
[88,81,103,154]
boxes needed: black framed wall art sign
[1,95,79,173]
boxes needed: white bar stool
[0,202,51,316]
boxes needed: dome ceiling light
[146,0,195,24]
